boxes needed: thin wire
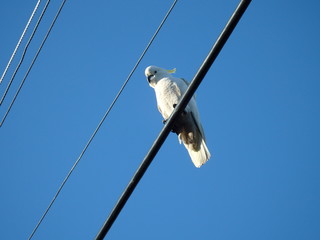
[27,0,178,239]
[0,0,51,105]
[0,0,41,85]
[0,0,63,128]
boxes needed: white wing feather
[153,72,211,167]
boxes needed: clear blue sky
[1,0,319,239]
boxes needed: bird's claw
[162,119,177,133]
[173,103,187,115]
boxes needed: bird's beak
[166,68,176,74]
[147,74,154,83]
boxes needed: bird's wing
[180,78,196,99]
[177,78,205,140]
[190,111,206,141]
[180,78,189,86]
[174,77,199,114]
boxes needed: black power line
[0,0,41,84]
[0,0,66,128]
[95,0,252,239]
[0,0,51,106]
[27,0,178,239]
[25,0,67,238]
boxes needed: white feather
[185,138,211,168]
[145,66,211,167]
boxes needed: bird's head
[145,65,176,88]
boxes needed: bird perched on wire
[145,65,211,168]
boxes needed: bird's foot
[162,118,177,133]
[173,103,187,115]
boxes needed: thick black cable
[95,0,252,239]
[0,0,41,84]
[0,0,51,106]
[27,0,178,239]
[0,0,66,128]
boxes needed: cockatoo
[145,65,211,167]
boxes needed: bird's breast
[154,79,181,119]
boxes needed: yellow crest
[166,68,176,74]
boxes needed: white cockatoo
[145,65,211,167]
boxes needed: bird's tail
[175,112,211,168]
[186,138,211,168]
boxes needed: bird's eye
[154,71,157,74]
